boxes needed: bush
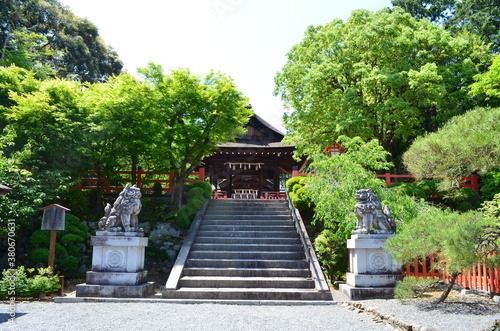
[187,187,204,199]
[153,182,163,197]
[188,198,205,211]
[286,176,306,193]
[314,229,349,282]
[175,209,191,230]
[481,193,500,220]
[29,230,51,246]
[60,256,79,273]
[0,266,60,298]
[61,234,84,244]
[443,188,482,212]
[65,188,89,219]
[481,168,500,200]
[394,276,440,301]
[31,248,49,263]
[190,181,213,199]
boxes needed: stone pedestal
[340,234,403,300]
[76,231,154,298]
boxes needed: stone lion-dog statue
[353,189,396,234]
[98,184,143,232]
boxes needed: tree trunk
[434,272,459,304]
[131,154,138,185]
[170,173,187,213]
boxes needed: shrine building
[203,114,306,199]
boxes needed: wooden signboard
[40,204,70,273]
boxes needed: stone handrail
[286,191,330,293]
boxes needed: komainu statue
[98,184,143,232]
[353,189,396,234]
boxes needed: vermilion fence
[75,168,205,194]
[291,170,479,194]
[402,255,500,293]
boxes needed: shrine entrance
[203,114,306,199]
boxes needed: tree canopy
[274,8,490,164]
[403,107,500,181]
[0,0,123,82]
[391,0,500,52]
[136,64,252,209]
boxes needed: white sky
[59,0,393,131]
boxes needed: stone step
[189,250,306,260]
[163,287,333,301]
[203,215,291,220]
[204,209,290,215]
[209,200,287,205]
[182,267,311,278]
[178,276,315,289]
[196,230,299,238]
[198,225,296,232]
[202,219,292,226]
[186,258,309,269]
[194,236,301,245]
[191,243,303,252]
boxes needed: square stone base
[346,273,404,287]
[85,271,148,286]
[339,283,395,301]
[76,282,155,298]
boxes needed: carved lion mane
[98,184,143,232]
[353,189,395,234]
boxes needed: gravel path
[1,290,498,331]
[1,300,388,331]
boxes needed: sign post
[41,204,70,294]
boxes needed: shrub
[314,229,349,282]
[66,244,85,256]
[31,248,49,263]
[29,230,51,246]
[0,266,60,298]
[61,234,84,244]
[188,198,205,211]
[394,276,440,301]
[286,176,306,193]
[153,182,163,197]
[442,188,482,212]
[481,193,500,220]
[65,189,89,219]
[175,209,191,230]
[187,187,204,199]
[190,181,213,199]
[480,168,500,200]
[61,256,79,273]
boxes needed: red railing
[376,173,479,193]
[402,255,500,293]
[76,168,205,194]
[291,171,479,194]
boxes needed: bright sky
[59,0,393,131]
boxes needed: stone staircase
[163,199,332,301]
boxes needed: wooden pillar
[259,168,264,197]
[273,168,280,192]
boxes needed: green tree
[138,64,252,210]
[470,54,500,101]
[274,8,489,164]
[386,207,498,303]
[83,73,162,183]
[391,0,455,22]
[403,107,500,186]
[3,78,90,170]
[0,0,122,82]
[302,136,420,281]
[392,0,500,53]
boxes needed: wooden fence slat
[402,256,499,294]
